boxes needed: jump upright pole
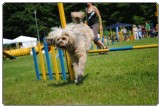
[57,3,75,81]
[88,44,158,53]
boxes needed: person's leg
[92,23,107,49]
[134,33,136,40]
[142,32,144,38]
[125,33,127,41]
[146,30,149,37]
[136,32,139,40]
[94,41,102,49]
[138,32,141,39]
[144,32,146,38]
[140,32,142,39]
[96,40,107,49]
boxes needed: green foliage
[132,16,145,25]
[3,3,157,40]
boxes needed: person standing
[85,3,107,49]
[145,21,150,37]
[122,27,127,41]
[132,25,139,40]
[142,25,146,38]
[138,25,142,39]
[153,25,158,37]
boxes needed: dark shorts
[142,31,146,35]
[89,23,99,42]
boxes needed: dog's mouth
[57,44,66,49]
[59,46,66,49]
[75,17,80,19]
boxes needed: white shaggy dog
[46,12,94,84]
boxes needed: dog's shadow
[48,74,89,87]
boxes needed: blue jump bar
[109,46,133,51]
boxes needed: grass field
[3,38,158,105]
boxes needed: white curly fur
[46,12,94,82]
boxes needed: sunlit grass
[3,38,158,105]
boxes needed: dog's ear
[62,30,75,45]
[46,27,62,46]
[46,33,56,46]
[71,12,76,18]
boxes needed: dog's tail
[71,12,84,24]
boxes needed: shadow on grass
[88,52,109,56]
[48,74,89,87]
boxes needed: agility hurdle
[88,44,158,53]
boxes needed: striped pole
[37,42,46,80]
[88,44,158,53]
[58,3,75,81]
[51,46,60,80]
[32,47,40,80]
[43,38,53,80]
[133,44,158,49]
[58,48,67,80]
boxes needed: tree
[3,3,157,40]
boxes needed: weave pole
[32,47,40,80]
[32,40,68,81]
[51,46,60,80]
[37,42,46,80]
[43,38,53,80]
[88,44,158,53]
[57,3,75,81]
[58,48,67,80]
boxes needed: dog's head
[46,27,62,46]
[71,12,84,24]
[55,30,76,49]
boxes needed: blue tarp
[106,22,133,29]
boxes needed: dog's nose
[57,38,62,43]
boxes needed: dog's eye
[57,38,60,41]
[62,37,66,40]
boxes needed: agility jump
[88,44,158,53]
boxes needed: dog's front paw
[75,75,83,85]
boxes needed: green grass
[3,38,158,105]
